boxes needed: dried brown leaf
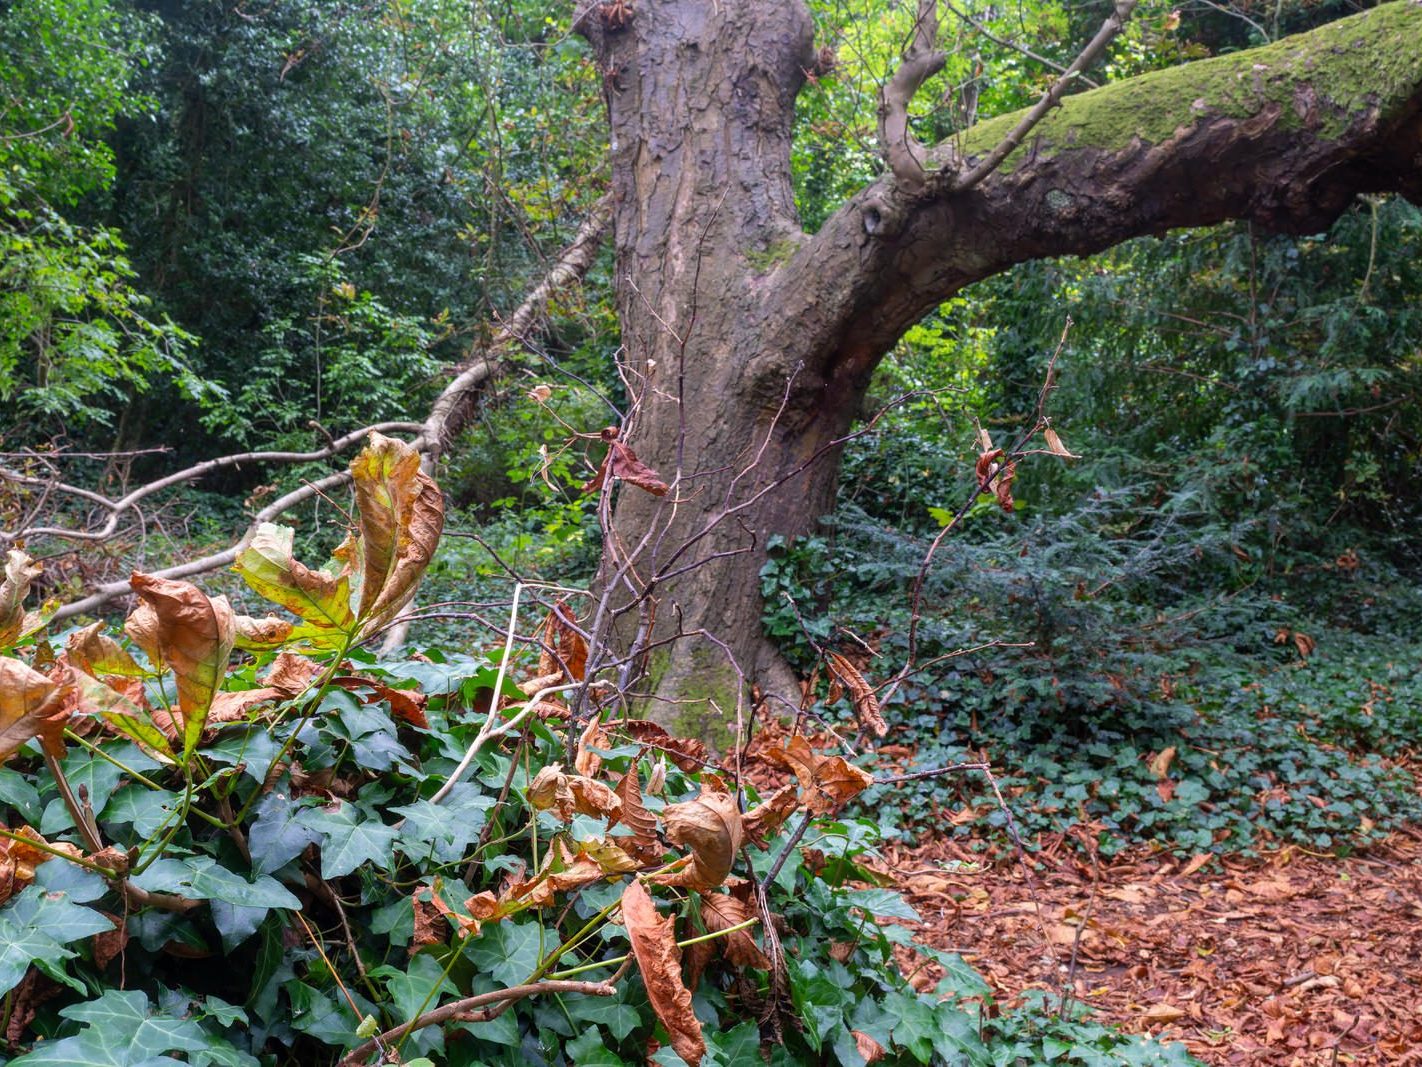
[742,784,800,848]
[1043,424,1080,458]
[654,785,742,891]
[613,767,663,864]
[766,735,872,815]
[128,573,236,756]
[527,764,576,820]
[574,715,608,778]
[699,891,769,969]
[622,880,705,1065]
[825,651,887,738]
[619,719,709,771]
[0,551,42,647]
[538,600,587,682]
[0,656,72,761]
[853,1030,887,1063]
[261,652,322,696]
[569,775,622,820]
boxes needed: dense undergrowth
[0,435,1203,1067]
[762,490,1422,859]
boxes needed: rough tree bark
[575,0,1422,743]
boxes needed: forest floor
[743,730,1422,1065]
[884,827,1422,1066]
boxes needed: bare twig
[948,0,1137,193]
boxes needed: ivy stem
[545,917,760,980]
[0,825,117,878]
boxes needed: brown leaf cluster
[622,880,705,1065]
[765,735,873,815]
[825,651,887,738]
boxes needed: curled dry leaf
[0,824,78,905]
[65,623,143,678]
[613,767,663,864]
[825,651,887,738]
[527,764,576,820]
[0,656,72,761]
[618,719,709,771]
[654,784,742,891]
[575,715,608,778]
[513,840,609,907]
[527,764,622,821]
[128,573,236,758]
[538,600,588,682]
[1043,424,1080,458]
[0,551,46,651]
[699,891,769,969]
[621,880,705,1066]
[853,1030,888,1063]
[233,614,294,651]
[348,432,446,635]
[582,426,669,497]
[262,652,322,696]
[766,735,873,815]
[742,784,800,849]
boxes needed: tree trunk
[577,0,1422,744]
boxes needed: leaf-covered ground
[738,725,1422,1064]
[887,827,1422,1065]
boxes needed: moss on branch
[953,0,1422,169]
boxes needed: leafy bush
[0,434,1198,1066]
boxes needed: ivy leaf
[127,574,236,760]
[8,988,208,1065]
[128,856,299,911]
[232,523,355,647]
[389,786,492,863]
[467,920,544,989]
[247,792,322,876]
[0,885,116,997]
[297,800,399,878]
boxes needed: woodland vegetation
[1,0,1420,1064]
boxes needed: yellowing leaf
[528,763,575,819]
[233,614,295,651]
[622,881,705,1065]
[233,523,355,645]
[347,432,445,634]
[127,573,236,759]
[0,656,71,761]
[654,784,742,891]
[0,550,42,647]
[65,623,144,678]
[67,668,175,763]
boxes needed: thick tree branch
[415,196,611,466]
[775,1,1422,387]
[879,0,948,189]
